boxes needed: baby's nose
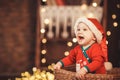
[77,30,82,33]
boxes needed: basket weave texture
[54,68,120,80]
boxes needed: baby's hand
[53,62,62,70]
[75,67,88,79]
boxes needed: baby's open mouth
[78,36,84,40]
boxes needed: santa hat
[74,17,108,61]
[74,17,104,44]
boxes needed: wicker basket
[54,69,120,80]
[107,68,120,74]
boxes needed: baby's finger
[75,73,82,79]
[80,74,85,80]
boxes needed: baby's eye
[77,29,80,31]
[83,28,87,31]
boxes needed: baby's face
[75,22,96,46]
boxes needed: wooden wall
[0,0,37,75]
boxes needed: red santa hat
[74,17,108,61]
[74,17,104,44]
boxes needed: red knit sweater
[61,43,106,74]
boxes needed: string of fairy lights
[40,11,78,65]
[106,3,120,43]
[40,33,77,65]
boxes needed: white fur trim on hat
[74,17,103,43]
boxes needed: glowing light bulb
[106,40,108,45]
[113,22,118,27]
[117,4,120,8]
[42,38,47,43]
[44,19,50,25]
[72,38,77,43]
[81,4,88,10]
[112,14,116,19]
[41,58,46,63]
[40,28,45,33]
[92,2,98,7]
[42,0,47,2]
[41,8,46,13]
[41,50,46,54]
[67,42,73,47]
[32,67,37,72]
[107,31,111,36]
[64,51,69,56]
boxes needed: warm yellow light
[112,14,116,19]
[81,4,88,10]
[44,19,50,25]
[32,67,37,72]
[92,2,98,7]
[72,38,77,43]
[42,38,47,43]
[67,42,73,47]
[41,50,46,54]
[117,4,120,8]
[42,0,47,2]
[113,22,118,27]
[64,51,69,56]
[40,28,45,33]
[106,40,108,45]
[41,58,46,63]
[41,8,46,13]
[21,73,24,76]
[107,31,111,36]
